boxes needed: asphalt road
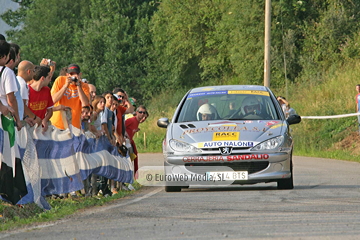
[3,154,360,240]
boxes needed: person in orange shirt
[50,64,90,130]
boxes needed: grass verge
[0,182,141,232]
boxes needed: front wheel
[277,160,294,189]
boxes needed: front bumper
[163,152,292,186]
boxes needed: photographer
[50,64,90,130]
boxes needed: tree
[77,0,157,100]
[2,0,90,73]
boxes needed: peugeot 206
[157,85,301,192]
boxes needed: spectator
[277,96,296,118]
[140,111,149,123]
[80,105,92,196]
[50,64,90,130]
[59,67,67,76]
[81,105,91,132]
[17,60,37,127]
[89,95,106,197]
[90,95,105,137]
[0,40,22,130]
[109,96,121,194]
[96,91,117,196]
[28,66,54,132]
[6,44,23,121]
[17,60,34,105]
[124,97,137,120]
[88,83,96,102]
[110,95,119,136]
[0,40,15,117]
[101,91,116,145]
[0,34,5,41]
[113,88,134,146]
[125,105,148,178]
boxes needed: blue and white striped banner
[15,124,133,208]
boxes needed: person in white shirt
[0,40,22,129]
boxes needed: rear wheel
[165,185,182,192]
[277,160,294,189]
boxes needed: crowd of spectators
[0,34,148,199]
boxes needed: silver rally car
[157,85,301,192]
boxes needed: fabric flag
[31,124,133,197]
[0,115,27,205]
[73,128,134,184]
[6,122,133,209]
[16,124,50,209]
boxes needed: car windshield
[176,90,280,122]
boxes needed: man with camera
[50,64,90,130]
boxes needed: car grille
[184,161,269,174]
[201,147,251,152]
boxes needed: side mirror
[157,118,170,128]
[287,114,301,125]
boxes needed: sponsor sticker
[270,123,286,129]
[187,91,227,98]
[182,126,267,136]
[228,90,270,96]
[266,121,280,127]
[182,153,269,163]
[213,132,239,141]
[197,141,254,148]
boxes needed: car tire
[165,185,182,192]
[277,160,294,190]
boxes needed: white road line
[0,187,163,239]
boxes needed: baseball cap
[113,93,120,100]
[67,64,81,74]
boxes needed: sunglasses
[138,111,146,114]
[118,95,125,98]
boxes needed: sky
[0,0,20,39]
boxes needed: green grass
[136,61,360,163]
[0,182,141,232]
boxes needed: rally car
[157,85,301,192]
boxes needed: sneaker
[121,183,130,191]
[70,193,79,198]
[127,184,135,191]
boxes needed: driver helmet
[197,103,217,120]
[241,96,261,115]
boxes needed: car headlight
[251,136,284,151]
[169,139,201,153]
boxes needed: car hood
[171,120,286,147]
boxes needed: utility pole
[264,0,271,87]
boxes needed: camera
[46,59,54,66]
[70,76,78,82]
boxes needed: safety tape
[301,112,360,119]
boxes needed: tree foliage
[2,0,360,100]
